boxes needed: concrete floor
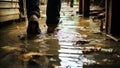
[0,2,120,68]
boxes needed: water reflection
[57,23,96,67]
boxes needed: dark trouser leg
[46,0,61,27]
[26,0,40,20]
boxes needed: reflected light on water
[56,25,96,67]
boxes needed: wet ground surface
[0,3,120,68]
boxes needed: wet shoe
[47,26,57,33]
[27,15,41,36]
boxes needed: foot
[27,15,41,36]
[47,26,57,33]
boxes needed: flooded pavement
[0,2,120,68]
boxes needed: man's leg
[46,0,61,33]
[26,0,41,35]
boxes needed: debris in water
[17,52,53,61]
[1,46,23,52]
[17,34,26,40]
[49,58,57,62]
[101,48,113,53]
[75,40,90,45]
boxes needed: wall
[0,0,20,22]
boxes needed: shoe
[27,15,41,35]
[47,26,57,33]
[46,18,61,33]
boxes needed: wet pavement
[0,2,120,68]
